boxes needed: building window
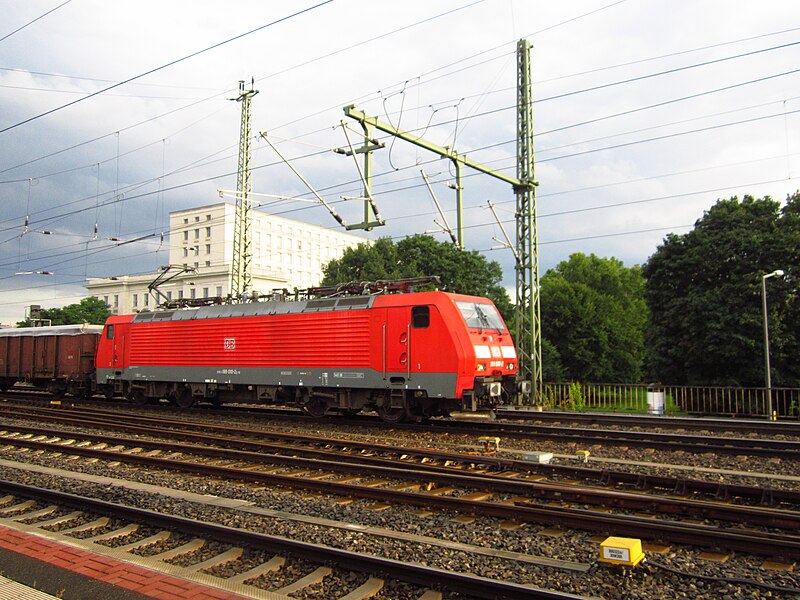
[183,231,188,241]
[206,214,211,221]
[178,290,184,299]
[132,294,138,307]
[113,295,119,308]
[202,287,209,298]
[205,261,211,267]
[216,286,222,297]
[190,288,196,299]
[144,294,149,307]
[205,226,211,237]
[205,244,211,254]
[183,248,188,257]
[194,247,199,256]
[183,218,188,225]
[194,262,199,269]
[194,229,199,239]
[167,291,172,300]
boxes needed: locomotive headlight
[476,363,486,372]
[506,363,515,371]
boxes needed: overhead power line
[0,1,334,135]
[0,0,72,44]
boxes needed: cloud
[1,0,799,325]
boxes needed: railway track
[5,393,800,457]
[0,479,580,599]
[407,419,800,458]
[2,407,800,560]
[496,408,800,436]
[4,403,800,507]
[6,390,800,454]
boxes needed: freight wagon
[0,324,102,397]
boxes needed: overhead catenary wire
[0,1,335,135]
[3,24,794,184]
[2,97,793,250]
[4,7,798,303]
[0,0,72,44]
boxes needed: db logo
[224,338,236,351]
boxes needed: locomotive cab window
[411,305,430,328]
[455,301,506,331]
[105,325,114,339]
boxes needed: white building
[86,203,367,314]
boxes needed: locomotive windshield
[455,301,506,331]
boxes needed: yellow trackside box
[599,536,645,566]
[478,436,500,452]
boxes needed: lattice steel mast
[230,80,258,301]
[343,39,541,403]
[515,39,541,402]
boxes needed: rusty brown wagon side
[0,324,103,397]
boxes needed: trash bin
[646,383,664,416]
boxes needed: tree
[540,253,647,382]
[321,234,513,320]
[17,296,110,327]
[643,193,800,387]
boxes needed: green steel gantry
[344,39,541,402]
[230,80,258,301]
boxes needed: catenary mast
[230,80,258,301]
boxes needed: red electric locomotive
[95,289,526,421]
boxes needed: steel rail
[496,409,800,435]
[4,405,800,506]
[0,479,582,600]
[3,428,800,557]
[412,420,800,457]
[3,422,800,531]
[4,399,800,456]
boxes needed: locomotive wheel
[303,396,327,418]
[175,387,196,409]
[377,404,407,423]
[128,390,148,405]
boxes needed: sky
[0,0,798,325]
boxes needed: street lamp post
[762,269,785,421]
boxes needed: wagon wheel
[47,384,66,399]
[175,387,196,409]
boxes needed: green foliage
[322,234,513,320]
[540,253,648,382]
[541,337,566,382]
[643,193,800,387]
[17,296,110,327]
[567,381,585,410]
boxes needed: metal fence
[540,381,800,419]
